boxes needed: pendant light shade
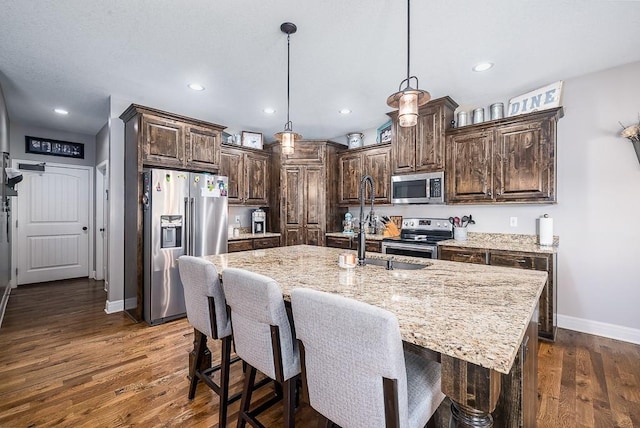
[387,0,430,127]
[274,22,302,154]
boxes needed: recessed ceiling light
[263,107,276,114]
[54,108,69,115]
[188,83,205,91]
[339,108,352,115]
[472,62,494,72]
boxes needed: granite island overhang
[203,244,547,426]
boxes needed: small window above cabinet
[389,96,457,174]
[337,143,391,205]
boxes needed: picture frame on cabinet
[377,120,392,144]
[507,80,563,117]
[241,131,263,150]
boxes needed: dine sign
[507,81,563,117]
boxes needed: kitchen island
[204,245,547,427]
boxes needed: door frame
[95,160,108,286]
[10,160,95,286]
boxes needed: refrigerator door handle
[189,196,195,255]
[184,196,190,255]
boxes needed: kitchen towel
[539,215,553,246]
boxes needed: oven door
[382,240,438,259]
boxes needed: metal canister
[490,103,504,120]
[472,108,485,124]
[457,111,468,127]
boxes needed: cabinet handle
[488,191,493,198]
[516,259,527,264]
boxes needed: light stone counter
[204,245,546,375]
[228,232,281,241]
[439,232,559,254]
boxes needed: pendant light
[386,0,430,127]
[274,22,302,155]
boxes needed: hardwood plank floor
[1,278,638,427]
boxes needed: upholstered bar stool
[177,256,242,427]
[222,267,301,428]
[291,288,445,428]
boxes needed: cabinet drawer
[439,247,488,264]
[490,252,548,271]
[253,236,280,249]
[228,240,253,253]
[326,236,352,249]
[365,240,382,253]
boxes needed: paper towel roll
[539,215,553,246]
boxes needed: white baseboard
[558,314,640,345]
[104,299,124,314]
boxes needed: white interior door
[95,161,109,284]
[14,162,91,285]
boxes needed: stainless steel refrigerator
[142,169,228,325]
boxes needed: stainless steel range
[382,217,453,259]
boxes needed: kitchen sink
[363,258,428,270]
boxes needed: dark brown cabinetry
[219,146,269,206]
[120,104,226,322]
[228,236,281,253]
[446,108,562,204]
[269,140,343,247]
[439,245,556,340]
[131,106,223,172]
[325,235,382,253]
[338,143,391,205]
[390,96,457,174]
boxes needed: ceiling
[1,0,640,143]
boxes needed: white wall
[9,123,95,167]
[350,61,640,342]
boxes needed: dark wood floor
[0,278,638,427]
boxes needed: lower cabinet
[439,246,556,341]
[228,236,281,253]
[325,235,382,253]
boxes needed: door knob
[82,227,88,231]
[99,228,105,232]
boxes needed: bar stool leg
[237,365,257,428]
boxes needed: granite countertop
[438,232,559,254]
[228,232,281,241]
[204,245,546,374]
[325,232,387,241]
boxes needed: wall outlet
[235,215,241,224]
[510,217,518,227]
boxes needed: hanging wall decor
[25,136,84,159]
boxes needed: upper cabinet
[390,96,458,174]
[121,104,224,173]
[446,108,563,204]
[338,143,391,205]
[219,145,270,206]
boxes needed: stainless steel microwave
[391,172,445,204]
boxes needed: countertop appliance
[252,208,266,234]
[382,217,453,259]
[391,171,445,204]
[142,168,228,325]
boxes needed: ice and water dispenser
[160,215,182,248]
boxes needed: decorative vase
[633,140,640,165]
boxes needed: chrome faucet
[357,175,375,265]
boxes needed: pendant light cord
[406,0,410,82]
[286,33,291,130]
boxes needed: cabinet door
[494,119,554,202]
[363,145,391,204]
[304,167,325,246]
[219,148,244,204]
[391,114,416,174]
[446,130,493,203]
[253,236,281,249]
[415,104,444,171]
[185,125,220,172]
[141,114,184,168]
[228,240,253,253]
[282,167,305,245]
[244,151,269,205]
[338,152,362,205]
